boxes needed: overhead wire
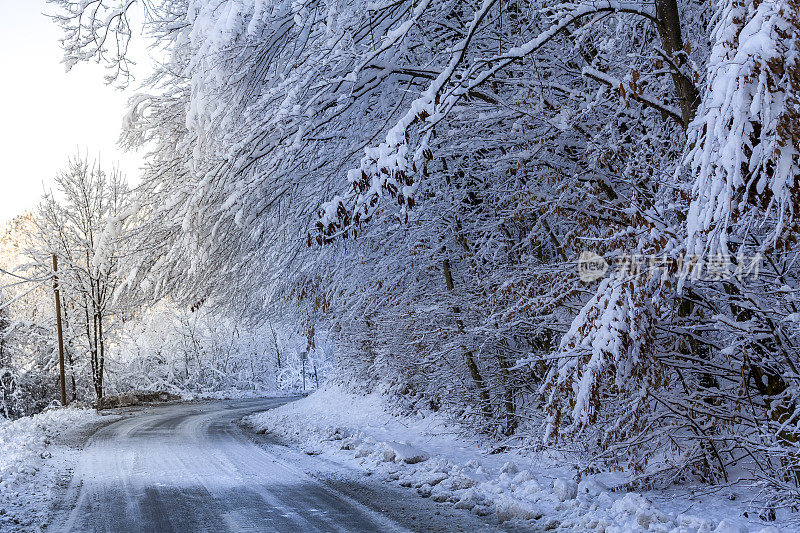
[0,267,52,283]
[0,275,54,313]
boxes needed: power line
[0,275,54,313]
[0,279,39,291]
[0,267,51,283]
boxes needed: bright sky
[0,0,150,224]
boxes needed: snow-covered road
[47,399,516,533]
[46,398,490,533]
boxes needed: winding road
[47,399,513,533]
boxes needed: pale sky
[0,0,151,223]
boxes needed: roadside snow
[180,389,301,401]
[0,407,102,532]
[246,384,786,532]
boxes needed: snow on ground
[180,388,302,401]
[0,407,103,532]
[246,384,786,533]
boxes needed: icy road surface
[47,398,514,533]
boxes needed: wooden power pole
[52,254,67,407]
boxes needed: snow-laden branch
[581,67,683,124]
[315,0,663,239]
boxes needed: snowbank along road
[46,398,515,532]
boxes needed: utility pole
[52,254,67,407]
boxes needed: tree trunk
[655,0,700,127]
[442,258,493,421]
[496,353,518,436]
[96,309,105,400]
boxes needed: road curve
[47,398,410,533]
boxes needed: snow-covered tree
[0,215,61,417]
[45,0,800,502]
[28,155,131,401]
[685,0,800,257]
